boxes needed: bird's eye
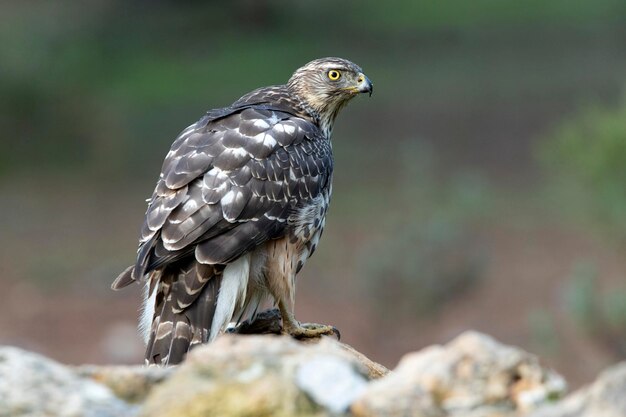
[327,70,341,81]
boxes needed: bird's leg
[278,299,340,340]
[264,237,340,340]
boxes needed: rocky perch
[1,331,624,417]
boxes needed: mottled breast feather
[133,87,333,279]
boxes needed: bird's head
[287,57,372,132]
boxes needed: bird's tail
[144,261,223,365]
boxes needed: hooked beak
[357,73,373,97]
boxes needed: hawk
[112,57,373,365]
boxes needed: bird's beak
[357,73,373,97]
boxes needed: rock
[528,362,626,417]
[0,346,136,417]
[352,331,566,417]
[296,355,369,413]
[352,382,442,417]
[8,331,626,417]
[231,308,390,380]
[76,364,172,403]
[140,335,377,417]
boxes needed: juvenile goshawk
[112,57,372,365]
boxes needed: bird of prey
[112,57,373,365]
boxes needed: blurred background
[1,0,625,387]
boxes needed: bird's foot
[283,321,340,340]
[230,309,340,341]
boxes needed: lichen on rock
[140,335,373,417]
[351,331,567,417]
[528,362,626,417]
[2,331,625,417]
[75,364,172,403]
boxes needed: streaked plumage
[113,57,372,365]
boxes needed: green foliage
[564,261,626,357]
[1,0,625,180]
[564,261,598,330]
[528,309,560,357]
[539,96,626,240]
[358,142,490,318]
[543,101,626,184]
[343,0,626,31]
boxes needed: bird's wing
[129,105,332,284]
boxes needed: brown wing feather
[145,261,224,365]
[116,86,333,365]
[111,265,134,290]
[135,104,331,280]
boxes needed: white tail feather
[210,253,250,340]
[140,283,156,344]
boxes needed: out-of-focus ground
[1,1,626,388]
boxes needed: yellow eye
[327,70,341,81]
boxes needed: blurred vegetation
[528,309,560,358]
[564,261,626,357]
[1,0,625,293]
[358,142,490,318]
[2,0,626,179]
[539,96,626,241]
